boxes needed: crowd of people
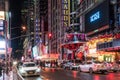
[0,59,12,76]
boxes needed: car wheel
[89,68,93,74]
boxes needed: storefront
[61,33,86,60]
[86,34,119,62]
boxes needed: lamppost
[10,25,27,46]
[10,25,27,55]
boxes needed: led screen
[85,0,109,33]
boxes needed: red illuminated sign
[115,33,120,39]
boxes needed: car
[116,61,120,71]
[69,63,80,70]
[105,62,119,72]
[69,60,82,70]
[18,62,41,77]
[45,61,51,68]
[78,61,108,74]
[63,62,73,69]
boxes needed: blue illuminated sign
[85,0,109,33]
[90,11,100,22]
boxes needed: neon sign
[90,11,100,22]
[61,0,70,27]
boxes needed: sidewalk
[0,71,13,80]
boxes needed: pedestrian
[42,61,45,70]
[55,61,58,67]
[40,61,43,69]
[0,62,2,76]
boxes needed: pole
[3,0,6,80]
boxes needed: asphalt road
[24,68,120,80]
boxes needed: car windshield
[23,63,36,67]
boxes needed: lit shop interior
[86,34,120,62]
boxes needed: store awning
[61,41,86,51]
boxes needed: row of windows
[97,42,113,50]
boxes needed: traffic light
[48,33,52,38]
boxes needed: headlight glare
[36,68,40,72]
[20,69,26,73]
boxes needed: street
[23,68,120,80]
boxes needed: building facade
[0,0,10,59]
[47,0,71,60]
[77,0,120,62]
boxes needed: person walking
[0,62,2,76]
[42,61,45,70]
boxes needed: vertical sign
[61,0,70,27]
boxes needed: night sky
[9,0,23,52]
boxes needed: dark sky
[9,0,23,51]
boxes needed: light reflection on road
[94,75,100,80]
[72,71,78,78]
[23,68,120,80]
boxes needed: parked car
[78,61,108,74]
[45,61,51,68]
[63,62,73,69]
[69,63,80,70]
[19,62,41,77]
[105,62,119,72]
[69,60,82,70]
[116,61,120,71]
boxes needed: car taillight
[94,64,97,67]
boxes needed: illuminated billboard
[0,41,6,55]
[0,20,4,31]
[85,0,109,33]
[61,0,70,27]
[32,46,39,58]
[0,11,5,20]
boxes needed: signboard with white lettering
[61,0,70,27]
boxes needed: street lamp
[9,26,27,50]
[21,25,26,31]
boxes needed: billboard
[0,11,5,20]
[0,20,4,31]
[61,0,70,27]
[85,0,109,33]
[32,46,39,58]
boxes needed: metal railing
[13,66,24,80]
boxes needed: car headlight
[13,61,17,65]
[20,69,26,73]
[36,68,40,72]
